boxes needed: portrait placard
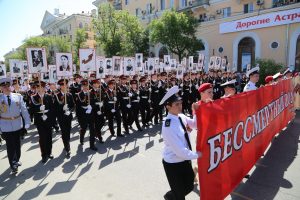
[123,57,135,76]
[0,64,6,79]
[26,48,48,73]
[96,56,106,79]
[9,59,23,77]
[79,49,96,72]
[56,53,73,77]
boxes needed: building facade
[95,0,300,72]
[40,9,96,49]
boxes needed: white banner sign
[220,8,300,34]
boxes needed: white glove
[148,88,152,92]
[86,109,92,114]
[189,84,192,87]
[87,105,92,110]
[97,111,102,115]
[166,88,169,91]
[137,91,140,95]
[127,104,131,108]
[114,97,117,102]
[128,93,133,97]
[25,124,30,129]
[99,102,103,107]
[137,96,140,100]
[63,104,68,111]
[42,114,47,121]
[196,85,199,89]
[65,111,71,116]
[111,109,116,113]
[40,105,45,111]
[180,83,183,87]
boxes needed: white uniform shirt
[243,81,257,92]
[162,113,198,163]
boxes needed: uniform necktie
[178,117,192,151]
[7,95,11,106]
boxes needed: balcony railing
[178,0,210,11]
[272,0,300,8]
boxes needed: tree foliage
[150,10,203,61]
[255,58,285,85]
[93,3,148,57]
[73,28,88,67]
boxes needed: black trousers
[121,107,132,132]
[129,104,142,130]
[140,102,151,125]
[36,123,53,159]
[79,113,96,147]
[2,130,22,169]
[162,160,195,200]
[57,114,72,152]
[94,113,105,140]
[106,110,122,135]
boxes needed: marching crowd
[0,65,299,174]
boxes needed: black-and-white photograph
[42,72,50,81]
[147,58,155,74]
[181,57,187,68]
[9,59,23,77]
[26,48,47,73]
[123,57,135,76]
[170,59,176,69]
[188,56,194,70]
[215,56,221,69]
[135,53,143,69]
[49,65,57,83]
[96,56,106,79]
[209,56,216,70]
[221,58,227,71]
[56,53,73,77]
[105,58,113,73]
[164,55,171,70]
[79,48,96,72]
[112,56,122,76]
[176,65,183,79]
[0,64,6,78]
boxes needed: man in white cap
[160,86,202,200]
[0,77,30,173]
[243,66,260,92]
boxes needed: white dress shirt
[162,113,198,163]
[243,81,257,92]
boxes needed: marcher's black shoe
[66,151,71,158]
[13,161,22,167]
[11,166,18,173]
[90,146,98,151]
[48,154,54,159]
[117,134,125,137]
[42,157,48,163]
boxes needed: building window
[270,41,279,49]
[244,3,254,14]
[136,8,141,16]
[69,24,71,30]
[170,0,174,8]
[223,7,231,18]
[84,23,89,31]
[238,37,256,72]
[79,22,83,28]
[180,0,188,8]
[146,3,153,14]
[125,0,129,5]
[161,0,166,10]
[159,46,168,59]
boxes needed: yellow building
[94,0,300,72]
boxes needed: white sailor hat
[159,86,182,105]
[283,68,292,76]
[0,77,12,86]
[272,72,282,80]
[246,66,260,78]
[221,79,236,88]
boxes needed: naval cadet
[160,86,202,200]
[0,78,30,173]
[243,66,260,92]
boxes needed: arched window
[159,46,168,60]
[238,37,255,72]
[79,22,83,28]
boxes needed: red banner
[196,79,295,200]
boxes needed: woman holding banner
[160,86,202,200]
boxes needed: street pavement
[0,111,299,200]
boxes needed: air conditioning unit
[216,9,222,14]
[257,0,264,5]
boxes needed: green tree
[255,58,285,85]
[93,3,148,57]
[73,28,88,67]
[150,10,203,62]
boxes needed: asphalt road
[0,111,299,200]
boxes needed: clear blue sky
[0,0,96,61]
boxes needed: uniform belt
[0,115,21,120]
[154,91,159,93]
[108,101,115,104]
[123,97,129,100]
[141,96,148,99]
[132,100,139,102]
